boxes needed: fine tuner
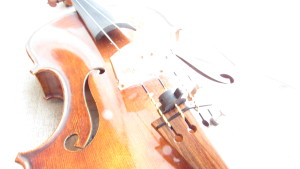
[16,0,231,168]
[155,78,225,129]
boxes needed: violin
[16,0,230,168]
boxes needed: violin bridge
[110,42,173,90]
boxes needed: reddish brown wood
[152,106,227,169]
[16,12,227,169]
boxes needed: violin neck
[72,0,135,41]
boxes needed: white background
[0,0,299,168]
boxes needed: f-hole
[65,76,100,151]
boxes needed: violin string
[82,0,124,35]
[173,72,199,111]
[77,0,203,94]
[74,0,130,82]
[74,0,206,128]
[75,0,175,128]
[73,0,121,50]
[157,78,167,90]
[87,0,206,110]
[172,67,211,126]
[141,84,172,128]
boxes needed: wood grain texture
[16,12,226,169]
[152,106,227,169]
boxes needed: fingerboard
[72,0,135,40]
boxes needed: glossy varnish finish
[16,13,227,169]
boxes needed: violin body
[16,5,227,169]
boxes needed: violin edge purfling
[16,0,228,168]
